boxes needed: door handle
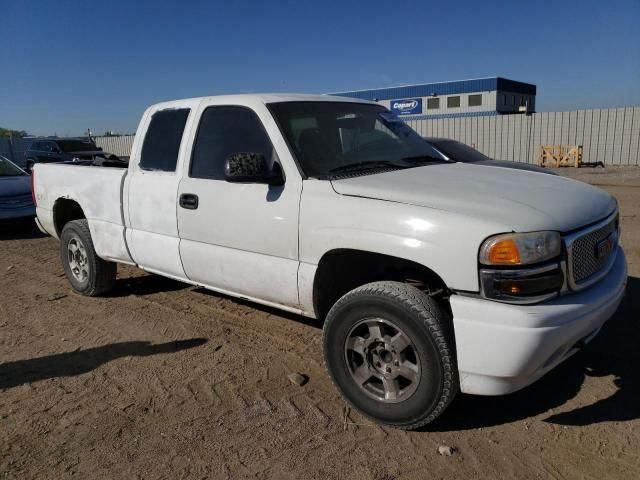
[179,193,199,210]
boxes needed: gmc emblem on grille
[595,233,615,259]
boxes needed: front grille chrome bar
[564,210,619,292]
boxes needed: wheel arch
[53,197,86,237]
[312,248,449,320]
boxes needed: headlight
[479,231,561,266]
[480,264,564,303]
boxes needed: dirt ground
[1,167,639,480]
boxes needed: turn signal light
[487,239,520,265]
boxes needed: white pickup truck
[33,94,627,429]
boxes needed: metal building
[330,77,536,120]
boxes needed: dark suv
[24,138,120,171]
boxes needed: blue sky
[1,0,639,136]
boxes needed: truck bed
[33,163,134,265]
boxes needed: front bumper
[451,247,627,395]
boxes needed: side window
[190,106,276,180]
[30,142,41,151]
[140,108,190,172]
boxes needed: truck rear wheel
[322,281,458,429]
[60,219,116,296]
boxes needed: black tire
[323,281,458,430]
[26,159,35,172]
[60,219,116,296]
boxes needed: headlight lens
[479,231,561,266]
[480,264,564,303]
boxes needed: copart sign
[390,98,422,115]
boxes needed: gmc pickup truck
[33,94,627,429]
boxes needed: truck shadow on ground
[0,338,207,390]
[0,218,45,240]
[192,287,324,329]
[105,273,190,298]
[430,275,640,431]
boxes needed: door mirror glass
[224,153,284,185]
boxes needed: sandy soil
[1,168,639,479]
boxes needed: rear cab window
[57,140,100,152]
[140,108,190,172]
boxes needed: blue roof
[330,77,536,100]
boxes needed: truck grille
[568,215,618,288]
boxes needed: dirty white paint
[34,93,627,397]
[33,164,132,264]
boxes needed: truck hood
[330,163,616,232]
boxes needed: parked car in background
[24,138,121,172]
[0,155,35,220]
[426,137,555,174]
[33,95,625,429]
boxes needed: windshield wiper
[400,155,449,164]
[329,160,409,175]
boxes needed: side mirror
[224,153,284,186]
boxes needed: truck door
[176,103,301,307]
[125,106,193,278]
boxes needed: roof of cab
[150,93,378,110]
[250,93,377,104]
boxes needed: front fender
[299,180,511,293]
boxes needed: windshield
[270,102,447,178]
[57,140,100,152]
[429,139,491,163]
[0,156,26,176]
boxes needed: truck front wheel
[323,281,458,429]
[60,219,116,296]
